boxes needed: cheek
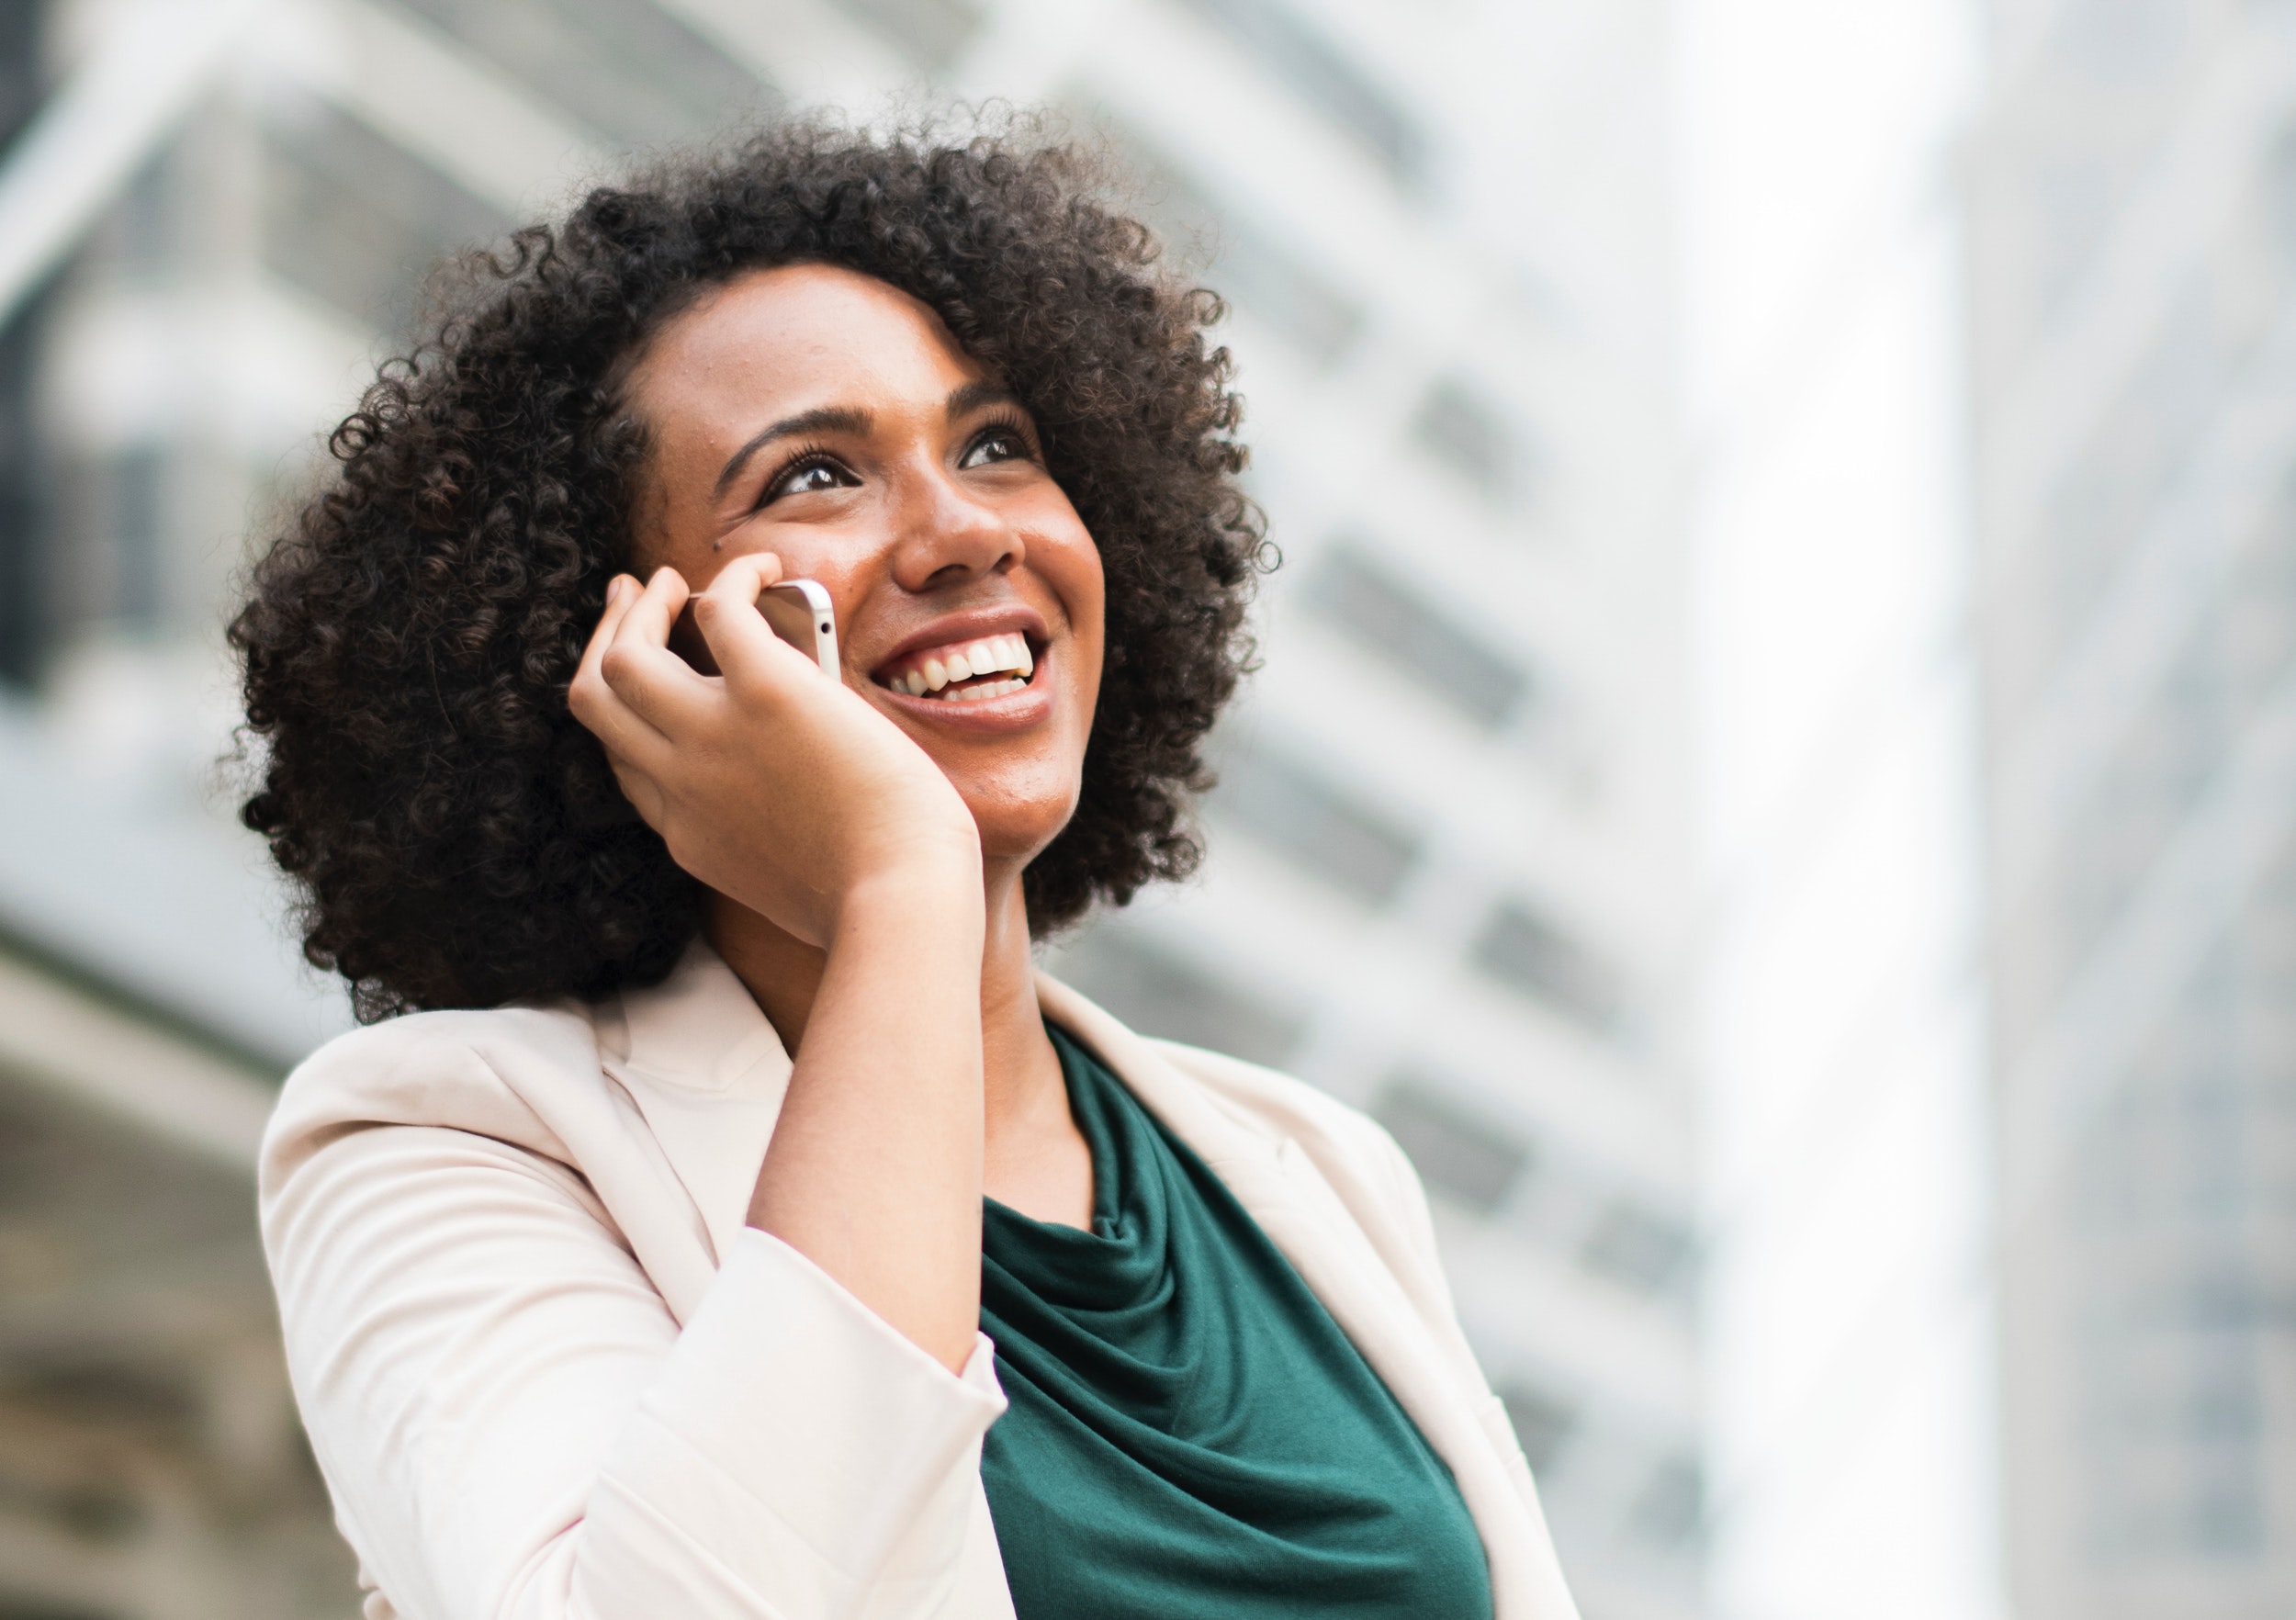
[1042,523,1106,669]
[735,522,846,577]
[689,527,878,624]
[1071,577,1107,708]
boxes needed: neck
[706,851,1058,1142]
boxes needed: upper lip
[869,605,1052,680]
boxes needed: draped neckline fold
[977,1024,1495,1620]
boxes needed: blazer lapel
[598,940,793,1279]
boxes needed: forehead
[627,263,985,435]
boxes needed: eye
[764,453,856,503]
[958,427,1031,470]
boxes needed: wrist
[831,847,984,946]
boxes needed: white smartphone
[672,579,839,678]
[754,579,840,677]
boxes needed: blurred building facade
[0,2,1697,1618]
[1967,1,2296,1615]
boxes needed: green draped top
[977,1026,1494,1620]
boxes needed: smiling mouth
[873,632,1040,703]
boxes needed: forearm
[746,860,987,1371]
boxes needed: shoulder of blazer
[256,972,756,1324]
[258,938,780,1190]
[260,1002,605,1193]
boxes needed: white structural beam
[0,0,264,332]
[0,949,274,1174]
[2000,648,2296,1233]
[315,0,607,219]
[1984,30,2296,549]
[654,0,911,120]
[1991,303,2296,910]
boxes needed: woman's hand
[572,556,989,1372]
[570,557,981,947]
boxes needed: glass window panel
[401,0,771,150]
[1371,1076,1531,1214]
[1173,0,1428,188]
[1470,899,1626,1034]
[836,0,986,73]
[1052,927,1305,1068]
[1089,114,1363,365]
[1493,1378,1578,1474]
[0,5,42,681]
[1305,545,1530,727]
[1632,1454,1704,1548]
[53,447,166,632]
[261,104,511,336]
[1411,376,1532,507]
[1215,745,1422,905]
[0,302,39,686]
[1579,1199,1693,1295]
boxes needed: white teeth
[932,677,1023,703]
[887,636,1036,695]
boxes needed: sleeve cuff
[598,1228,1005,1597]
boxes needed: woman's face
[624,264,1105,871]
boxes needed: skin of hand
[568,264,1106,1370]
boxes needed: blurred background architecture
[8,0,2294,1618]
[1966,1,2296,1615]
[0,1,1700,1618]
[1679,3,2001,1618]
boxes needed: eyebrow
[713,406,873,501]
[946,380,1024,422]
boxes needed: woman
[238,122,1579,1620]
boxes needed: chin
[957,780,1084,868]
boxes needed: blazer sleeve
[264,1117,1007,1620]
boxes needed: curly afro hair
[231,119,1266,1022]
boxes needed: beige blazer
[260,940,1582,1620]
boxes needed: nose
[886,457,1023,592]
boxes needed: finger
[601,568,717,736]
[577,572,640,685]
[599,744,669,831]
[703,549,785,601]
[670,554,777,676]
[695,554,817,688]
[571,575,672,757]
[575,575,694,765]
[572,661,676,773]
[614,565,692,655]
